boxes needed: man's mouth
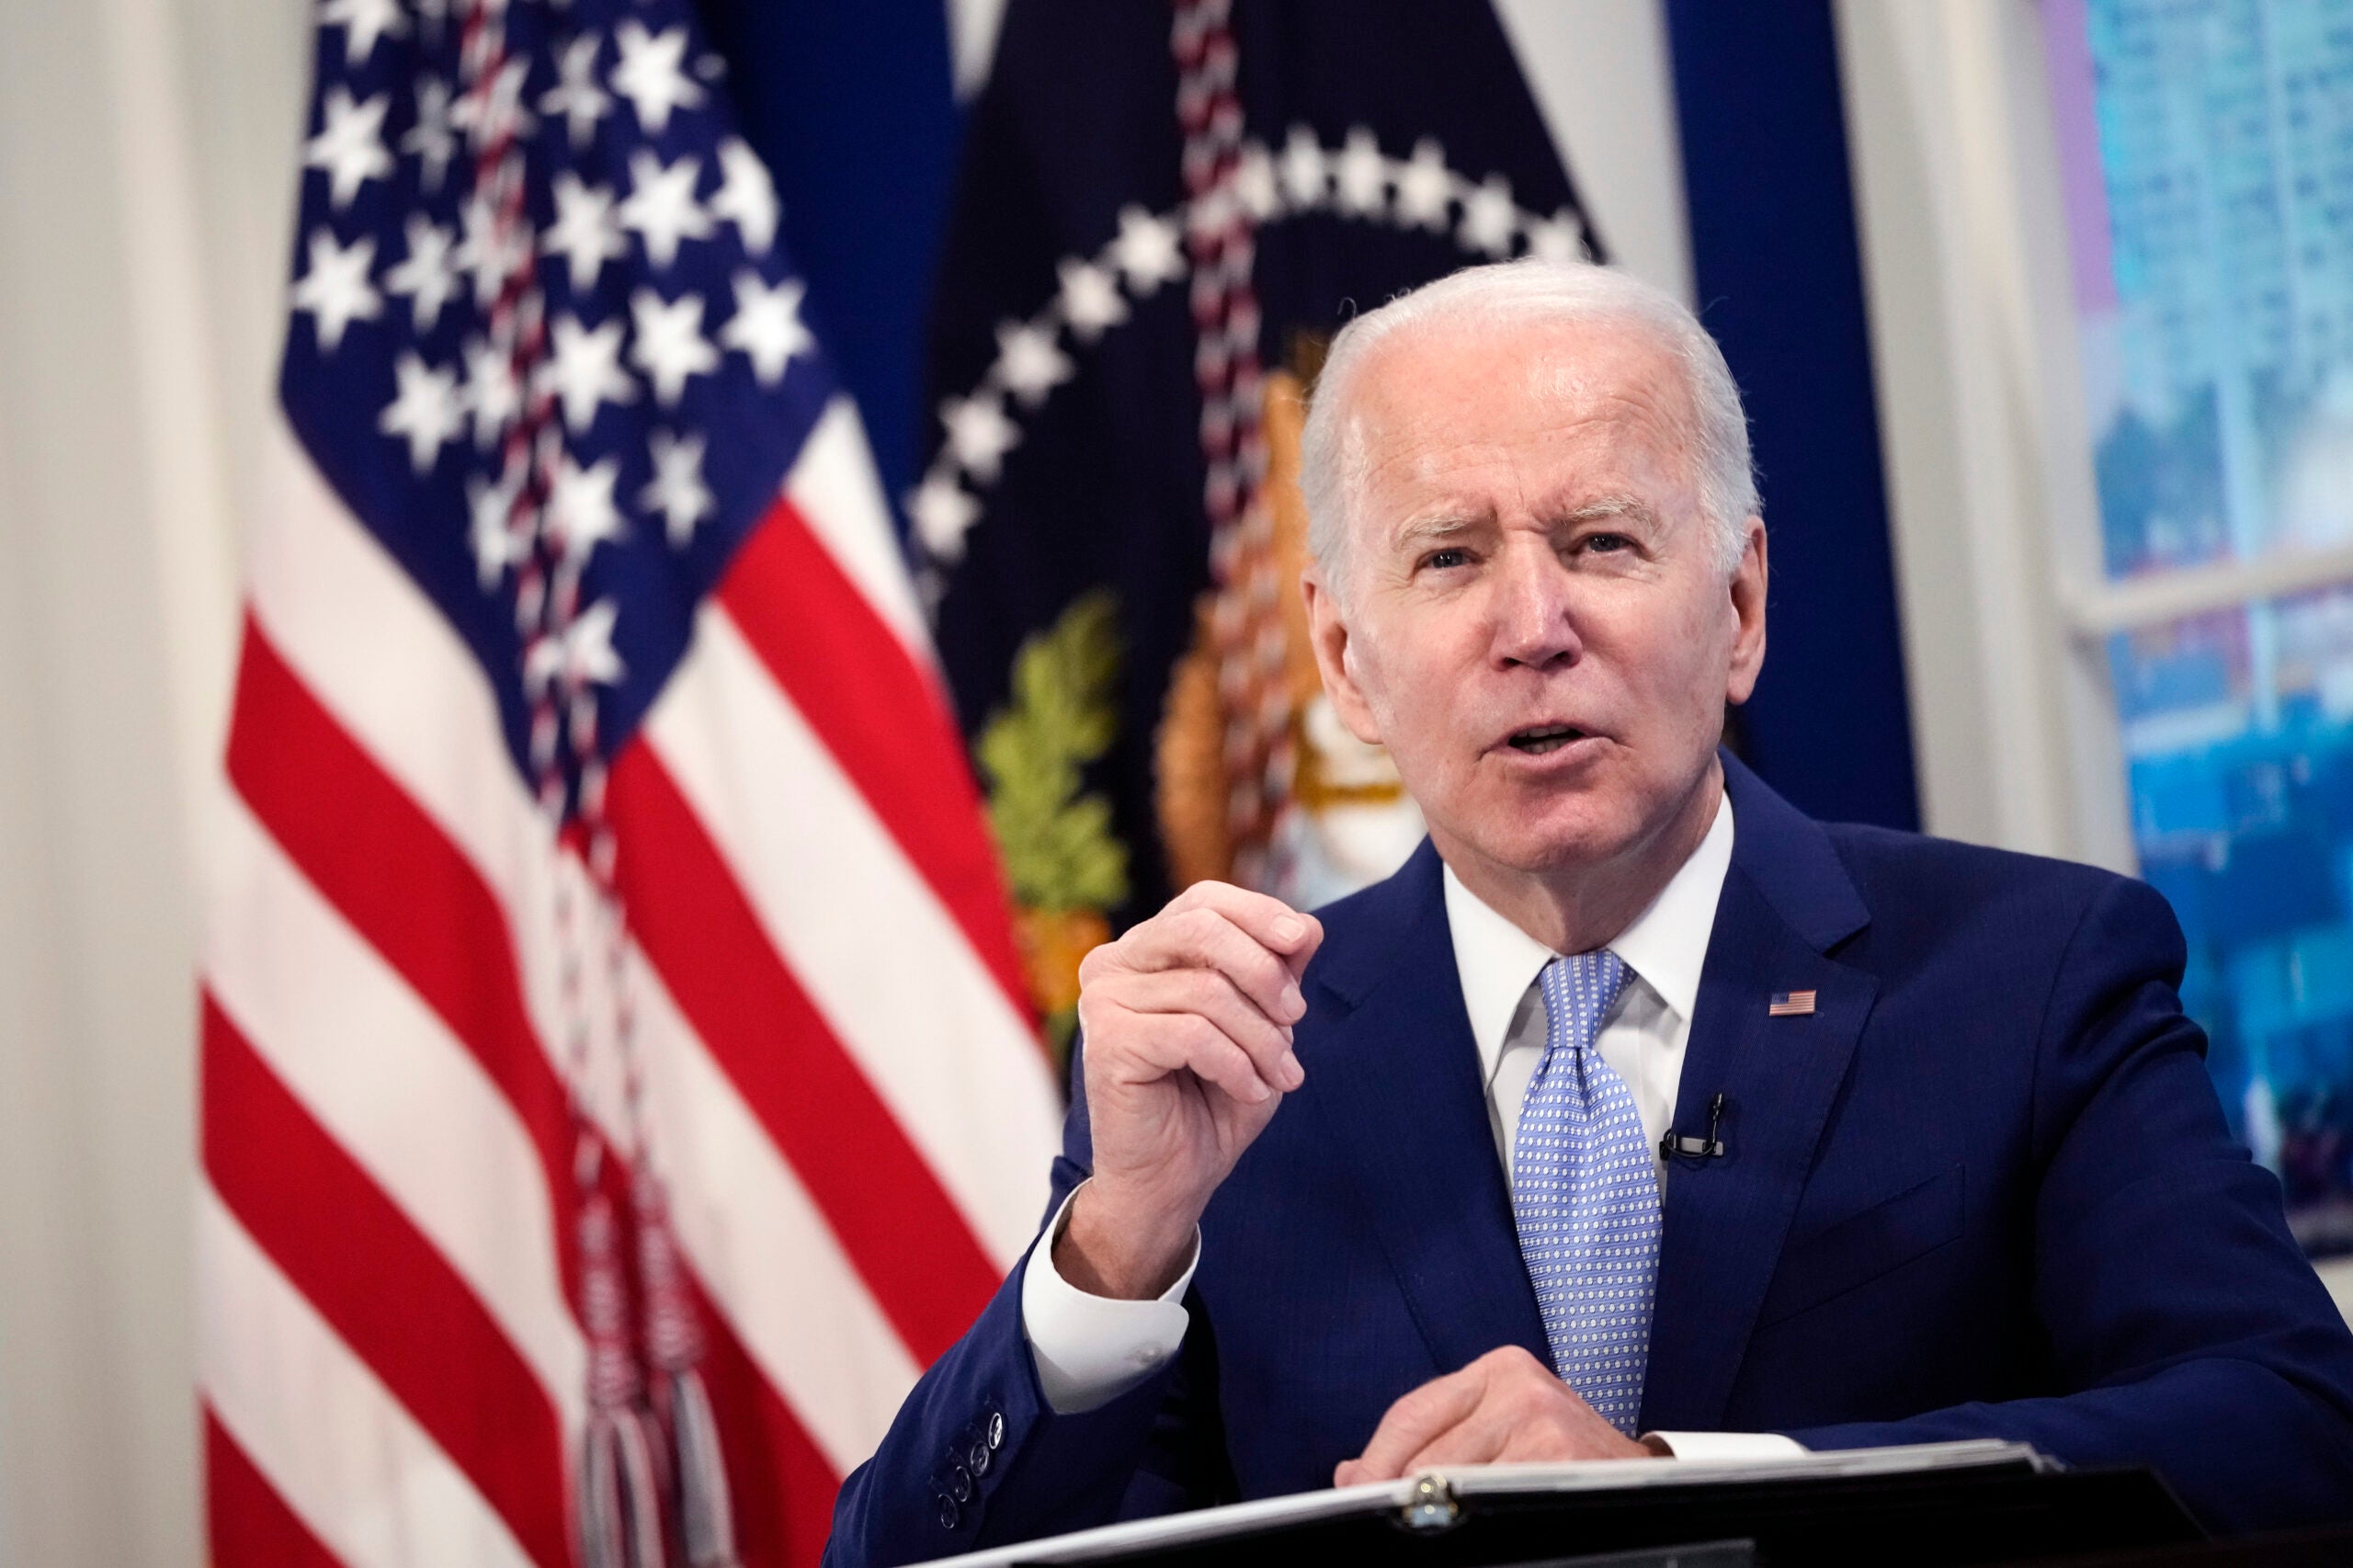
[1507,725,1586,756]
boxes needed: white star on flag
[547,451,628,565]
[403,78,459,193]
[540,312,638,432]
[1280,126,1329,210]
[709,139,779,256]
[1056,257,1128,343]
[940,393,1020,484]
[619,150,713,270]
[1393,140,1452,230]
[1233,144,1282,222]
[1111,206,1185,294]
[461,335,521,449]
[290,229,381,352]
[1529,209,1587,264]
[540,33,613,149]
[304,85,394,210]
[629,289,721,406]
[1334,128,1389,218]
[611,20,707,136]
[525,598,625,693]
[466,467,528,589]
[545,172,627,292]
[908,475,980,562]
[383,215,460,333]
[378,351,465,472]
[642,429,715,547]
[320,0,407,66]
[1460,174,1518,258]
[993,322,1073,407]
[451,58,535,155]
[718,271,809,384]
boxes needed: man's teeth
[1510,727,1582,754]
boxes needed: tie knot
[1539,949,1627,1058]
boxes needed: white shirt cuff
[1019,1182,1199,1415]
[1643,1430,1809,1461]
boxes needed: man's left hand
[1334,1346,1664,1485]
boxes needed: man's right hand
[1053,881,1324,1301]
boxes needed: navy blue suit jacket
[826,756,2353,1564]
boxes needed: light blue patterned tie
[1511,950,1658,1435]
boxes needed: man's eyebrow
[1390,513,1485,548]
[1559,494,1659,527]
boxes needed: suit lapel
[1641,756,1878,1431]
[1302,845,1552,1378]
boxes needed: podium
[928,1441,2206,1568]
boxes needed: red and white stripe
[200,403,1063,1568]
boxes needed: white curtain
[0,0,305,1561]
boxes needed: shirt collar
[1442,790,1736,1086]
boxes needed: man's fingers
[1401,1409,1518,1474]
[1165,882,1325,973]
[1118,1008,1278,1106]
[1110,970,1302,1092]
[1121,906,1308,1028]
[1342,1346,1620,1484]
[1087,885,1327,1039]
[1347,1365,1483,1483]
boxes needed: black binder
[929,1441,2202,1568]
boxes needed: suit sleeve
[1785,877,2353,1533]
[822,1038,1232,1567]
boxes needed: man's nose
[1491,547,1583,670]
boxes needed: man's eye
[1584,532,1631,554]
[1425,548,1471,571]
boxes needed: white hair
[1298,259,1758,600]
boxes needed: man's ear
[1724,517,1768,706]
[1302,569,1384,746]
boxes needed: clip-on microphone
[1659,1093,1727,1162]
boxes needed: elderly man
[824,261,2353,1566]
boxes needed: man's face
[1304,314,1767,887]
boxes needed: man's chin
[1449,807,1643,881]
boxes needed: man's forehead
[1346,316,1694,506]
[1354,319,1684,447]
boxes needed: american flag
[199,3,1061,1566]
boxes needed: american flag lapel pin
[1768,990,1818,1017]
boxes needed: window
[2045,0,2353,1256]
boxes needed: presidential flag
[911,0,1604,1050]
[199,3,1059,1566]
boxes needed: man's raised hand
[1053,882,1324,1301]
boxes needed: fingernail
[1274,915,1305,943]
[1280,1023,1295,1044]
[1281,1050,1303,1087]
[1281,982,1304,1018]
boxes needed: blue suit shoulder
[1815,819,2188,998]
[1820,816,2130,907]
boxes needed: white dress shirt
[1021,790,1802,1460]
[1445,790,1732,1185]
